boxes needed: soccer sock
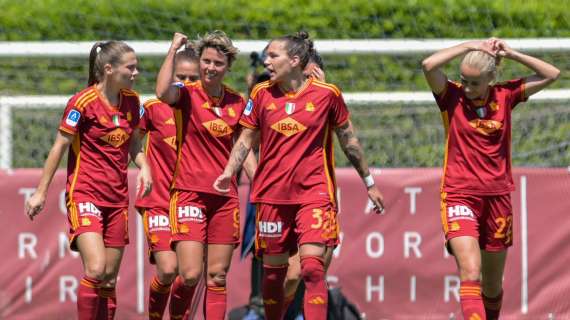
[98,287,117,320]
[148,276,172,320]
[282,293,296,316]
[169,276,196,320]
[204,285,227,320]
[460,280,486,320]
[262,264,288,320]
[77,276,102,320]
[301,256,328,320]
[483,290,503,320]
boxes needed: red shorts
[170,190,240,247]
[67,200,129,252]
[255,201,339,256]
[441,192,513,252]
[138,207,172,264]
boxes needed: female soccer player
[136,47,200,319]
[422,38,559,320]
[214,31,385,320]
[156,31,255,320]
[25,41,152,320]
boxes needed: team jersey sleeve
[239,95,259,129]
[58,97,85,135]
[502,78,528,109]
[330,91,350,128]
[139,102,151,132]
[433,80,460,112]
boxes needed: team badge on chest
[285,102,295,115]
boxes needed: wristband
[363,175,375,188]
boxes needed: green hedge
[1,0,570,40]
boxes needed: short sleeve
[330,92,350,128]
[239,96,259,129]
[58,98,84,135]
[501,78,527,109]
[138,104,150,132]
[433,80,460,112]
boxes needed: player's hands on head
[367,187,386,215]
[171,32,188,52]
[25,192,45,221]
[474,39,497,57]
[213,172,232,194]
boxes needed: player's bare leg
[449,236,486,320]
[171,241,203,318]
[204,244,234,319]
[98,247,124,319]
[481,250,508,320]
[76,232,107,320]
[148,251,177,319]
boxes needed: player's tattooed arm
[335,120,369,178]
[214,127,258,193]
[335,120,386,214]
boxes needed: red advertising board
[1,168,569,319]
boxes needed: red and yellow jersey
[240,78,350,205]
[59,86,140,207]
[135,98,177,209]
[172,81,246,197]
[434,78,527,195]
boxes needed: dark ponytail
[87,41,135,86]
[273,31,314,69]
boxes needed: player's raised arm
[422,40,496,95]
[156,32,188,105]
[492,38,560,97]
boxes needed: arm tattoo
[336,123,369,178]
[228,141,250,174]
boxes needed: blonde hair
[196,30,238,67]
[461,50,499,80]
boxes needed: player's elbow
[421,58,434,73]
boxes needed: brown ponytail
[87,40,135,86]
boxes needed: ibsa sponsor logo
[177,205,205,222]
[469,119,503,135]
[100,128,130,148]
[148,215,170,230]
[270,117,307,137]
[203,119,233,137]
[447,205,475,221]
[65,109,81,127]
[77,202,102,218]
[258,221,283,238]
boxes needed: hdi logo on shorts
[148,215,170,228]
[178,206,204,221]
[78,202,101,216]
[448,205,475,221]
[258,221,283,237]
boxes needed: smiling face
[199,47,229,87]
[459,63,493,100]
[264,40,299,83]
[107,51,138,90]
